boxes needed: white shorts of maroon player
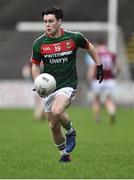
[91,79,116,101]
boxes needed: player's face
[43,14,62,37]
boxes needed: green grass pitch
[0,106,134,179]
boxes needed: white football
[34,73,56,97]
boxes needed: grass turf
[0,106,134,179]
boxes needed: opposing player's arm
[113,54,121,77]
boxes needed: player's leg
[46,112,64,144]
[46,111,71,162]
[92,94,101,122]
[105,95,116,124]
[44,88,76,162]
[104,80,116,124]
[51,94,76,154]
[91,80,102,122]
[33,95,46,120]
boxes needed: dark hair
[41,6,63,20]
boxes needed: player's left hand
[96,64,104,83]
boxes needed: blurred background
[0,0,134,108]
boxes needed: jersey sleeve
[30,42,42,64]
[75,32,88,49]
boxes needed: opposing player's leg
[92,94,101,122]
[33,94,46,120]
[105,95,116,124]
[104,80,116,124]
[91,80,102,122]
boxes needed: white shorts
[43,87,76,112]
[91,79,116,99]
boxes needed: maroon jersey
[97,45,116,79]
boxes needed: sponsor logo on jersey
[49,57,68,64]
[40,39,76,55]
[44,50,72,64]
[44,50,73,58]
[66,42,71,49]
[42,47,51,51]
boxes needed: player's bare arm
[31,63,40,80]
[86,41,101,65]
[86,41,104,83]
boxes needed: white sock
[66,127,74,134]
[60,149,69,156]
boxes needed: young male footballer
[31,6,103,162]
[85,40,120,124]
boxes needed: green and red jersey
[31,28,88,90]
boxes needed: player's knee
[51,107,63,117]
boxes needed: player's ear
[58,19,62,26]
